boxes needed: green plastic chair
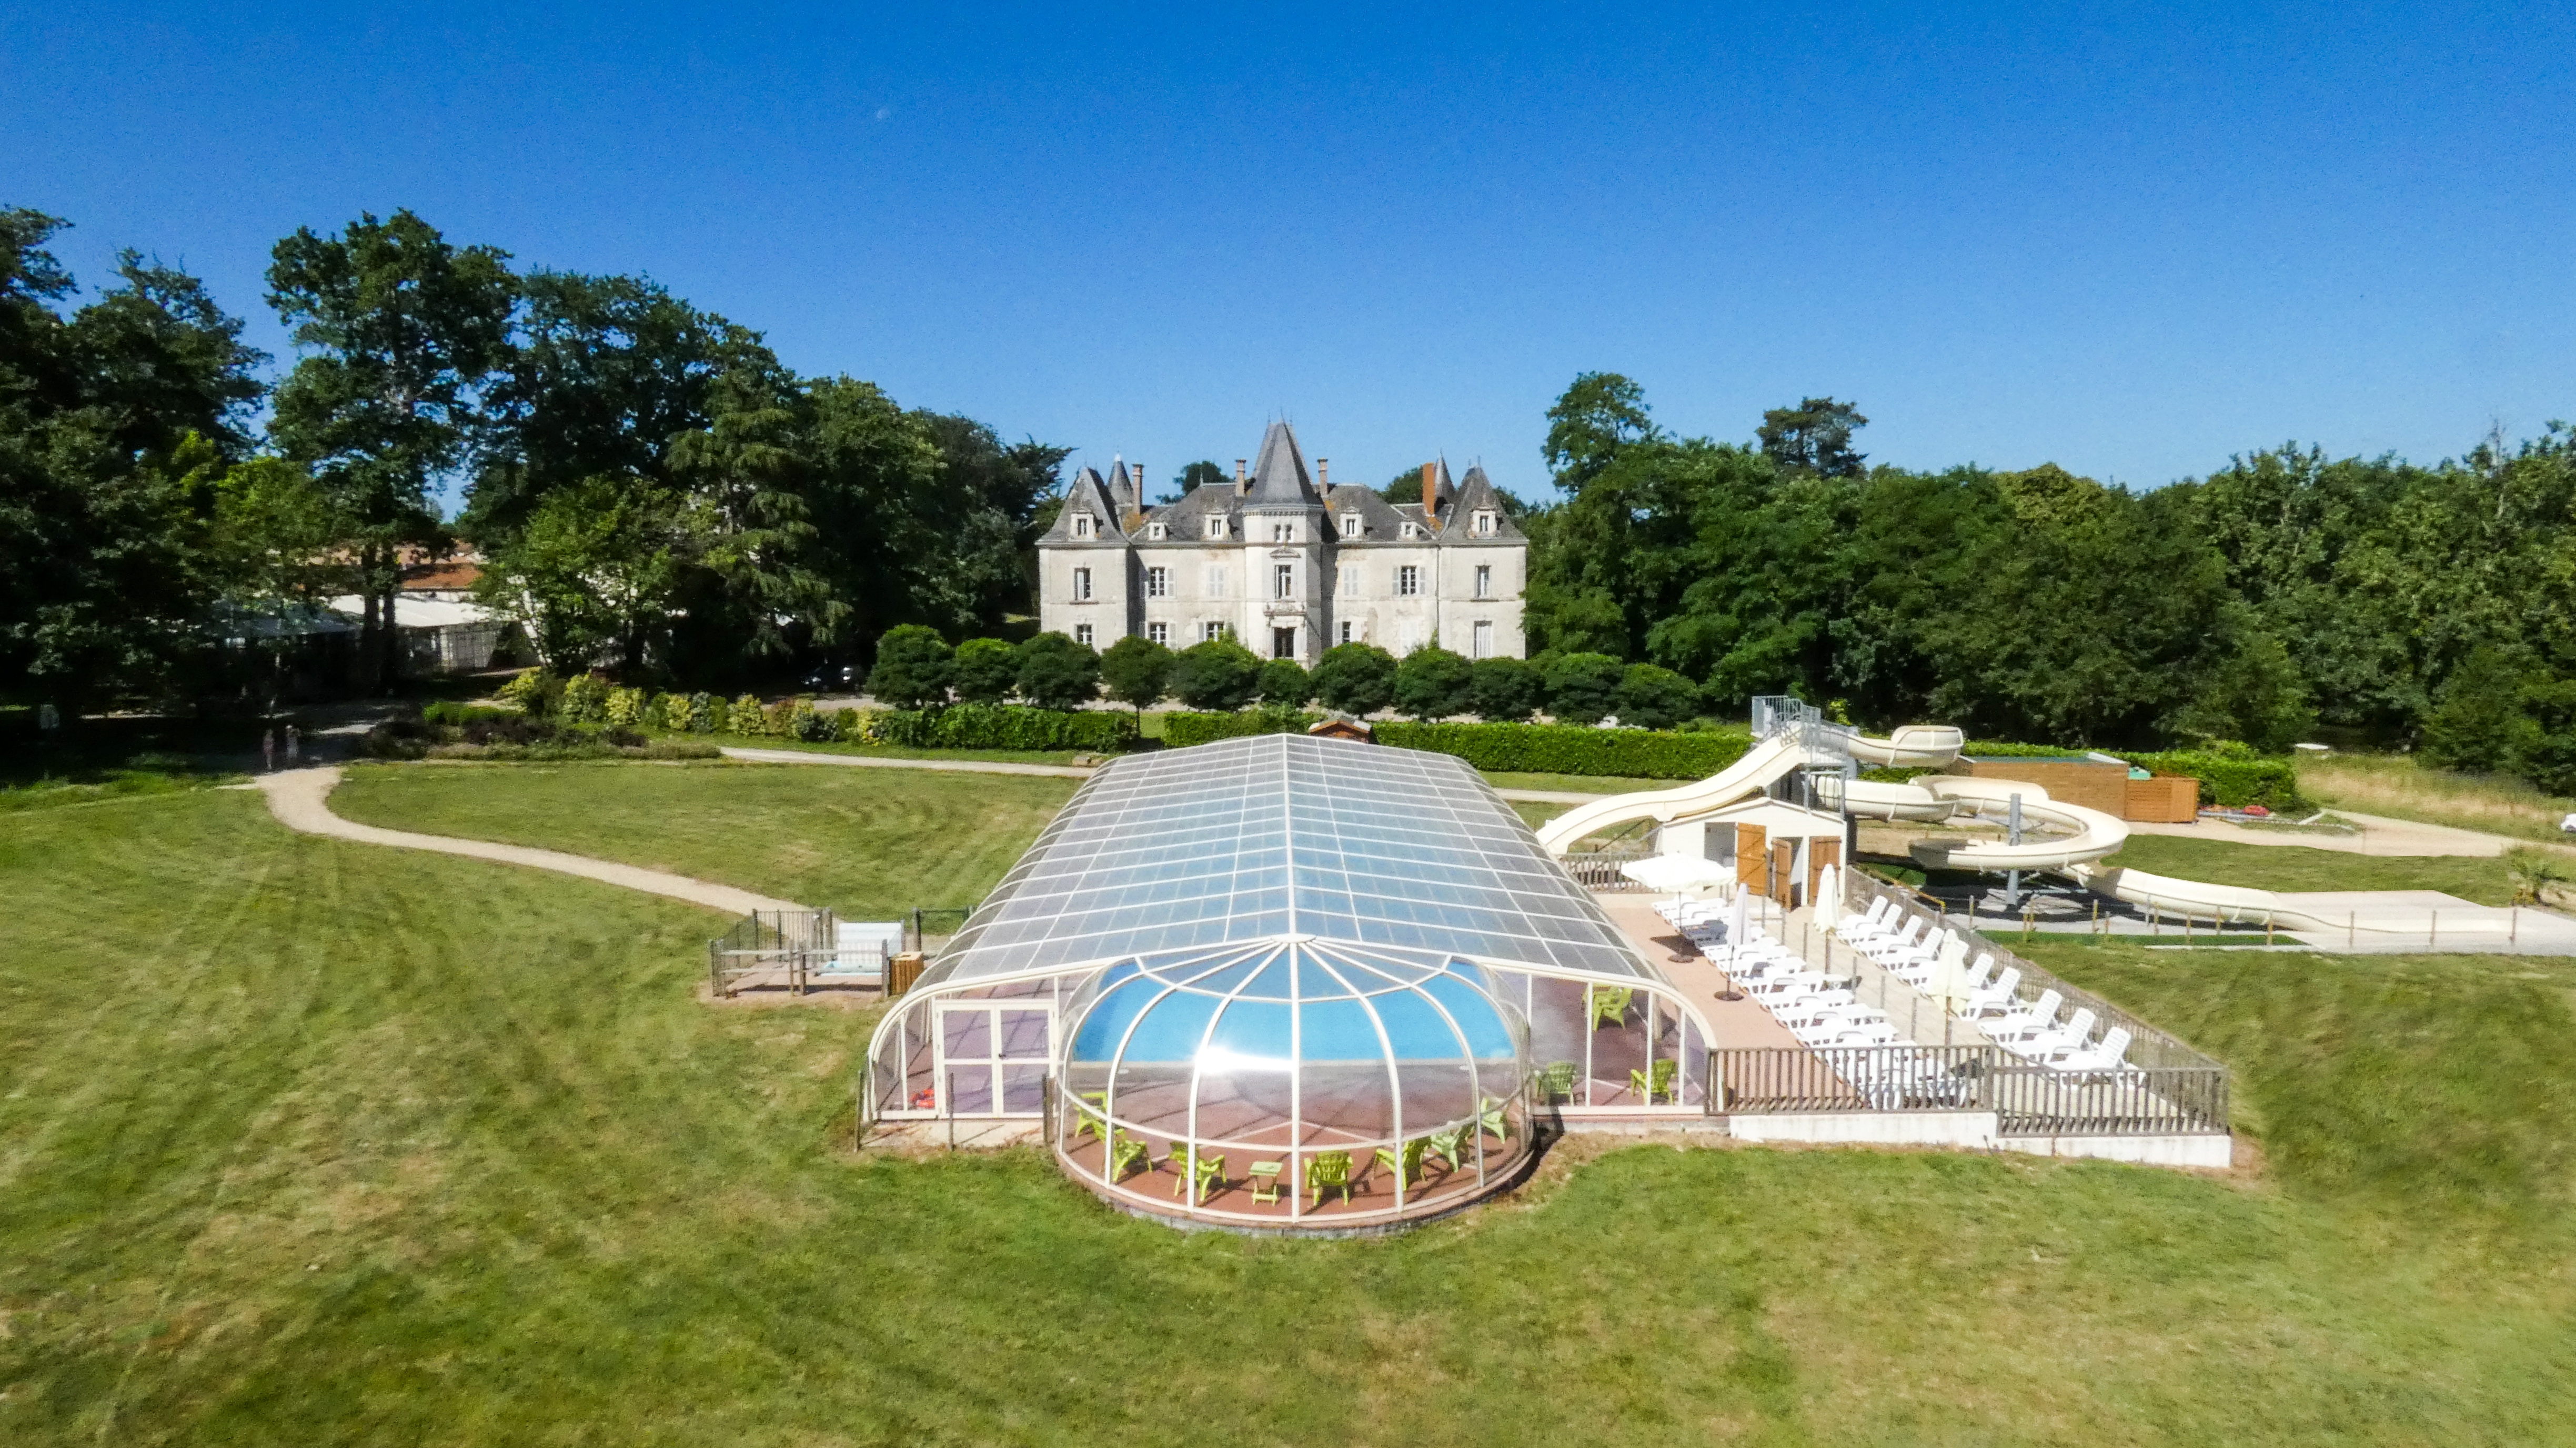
[1168,1144,1224,1202]
[1425,1123,1471,1173]
[1478,1095,1513,1141]
[1072,1090,1110,1142]
[1537,1061,1579,1103]
[1588,986,1635,1030]
[1307,1151,1355,1206]
[1109,1133,1149,1182]
[1629,1059,1679,1104]
[1375,1137,1429,1191]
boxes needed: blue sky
[7,3,2571,504]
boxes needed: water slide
[1532,725,1965,855]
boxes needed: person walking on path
[261,728,276,773]
[284,724,300,766]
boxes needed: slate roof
[1243,420,1322,510]
[1040,467,1123,545]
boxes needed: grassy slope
[329,761,1076,914]
[2099,832,2521,904]
[5,787,2575,1442]
[2298,753,2576,846]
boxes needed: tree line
[1,206,1062,710]
[1518,374,2575,790]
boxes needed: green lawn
[2297,752,2576,846]
[2099,831,2521,904]
[687,732,1092,766]
[6,787,2575,1442]
[330,761,1076,914]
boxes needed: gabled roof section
[1245,420,1321,510]
[1442,465,1526,541]
[1324,484,1408,541]
[1144,479,1239,540]
[1041,467,1123,544]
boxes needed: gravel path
[253,766,804,915]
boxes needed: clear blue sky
[8,3,2571,504]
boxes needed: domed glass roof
[1061,937,1529,1226]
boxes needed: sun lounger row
[1828,897,2137,1077]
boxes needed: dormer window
[1473,510,1497,537]
[1401,521,1421,540]
[1147,520,1167,541]
[1340,513,1361,539]
[1271,521,1297,544]
[1205,516,1226,540]
[1071,512,1096,540]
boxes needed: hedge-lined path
[253,766,806,914]
[716,743,1614,803]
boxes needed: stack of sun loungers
[1656,897,1904,1050]
[1826,897,2136,1078]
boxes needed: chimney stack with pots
[1421,462,1438,522]
[1317,457,1328,489]
[1236,458,1249,495]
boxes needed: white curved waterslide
[1541,719,2447,934]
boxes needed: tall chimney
[1317,457,1328,489]
[1236,458,1249,495]
[1421,461,1438,521]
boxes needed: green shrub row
[1160,709,1322,747]
[1959,740,2094,758]
[864,705,1137,752]
[2124,750,2305,810]
[1372,721,1754,779]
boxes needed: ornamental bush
[1616,663,1699,731]
[728,693,772,736]
[657,691,696,733]
[558,673,611,724]
[1099,635,1174,711]
[1394,646,1475,720]
[1015,632,1102,711]
[867,624,954,710]
[1543,653,1625,725]
[1256,658,1314,708]
[603,686,648,729]
[1374,720,1754,779]
[951,637,1022,706]
[1312,642,1398,716]
[1468,656,1542,722]
[1162,708,1320,747]
[1169,639,1262,711]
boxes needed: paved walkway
[253,767,803,916]
[2121,811,2520,858]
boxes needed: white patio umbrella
[1617,855,1735,896]
[1730,880,1751,949]
[1813,863,1842,930]
[1921,933,1973,1013]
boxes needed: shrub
[1162,709,1320,747]
[2420,646,2540,775]
[831,707,871,743]
[1543,653,1625,724]
[495,668,562,717]
[1015,631,1102,711]
[867,624,954,710]
[1960,740,2094,758]
[1099,635,1173,711]
[791,701,833,741]
[1375,720,1754,779]
[658,691,696,733]
[952,637,1021,706]
[1394,646,1474,720]
[696,692,728,735]
[1312,642,1398,716]
[1169,639,1262,711]
[1256,658,1314,708]
[558,673,611,724]
[1617,664,1698,731]
[1469,657,1542,722]
[603,686,648,729]
[869,705,1138,752]
[2124,749,2305,810]
[728,693,772,736]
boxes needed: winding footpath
[253,766,804,915]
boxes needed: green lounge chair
[1109,1133,1149,1182]
[1168,1144,1224,1203]
[1072,1089,1110,1142]
[1537,1061,1579,1103]
[1588,985,1635,1030]
[1375,1137,1429,1191]
[1629,1058,1679,1104]
[1425,1123,1471,1172]
[1247,1160,1284,1204]
[1478,1095,1513,1141]
[1307,1151,1355,1206]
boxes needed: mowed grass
[5,790,2576,1442]
[329,761,1076,913]
[2099,832,2523,904]
[2297,752,2576,846]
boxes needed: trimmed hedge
[1375,721,1753,779]
[1960,740,2094,758]
[1161,709,1320,747]
[2124,750,2306,810]
[864,704,1136,752]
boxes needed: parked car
[803,662,856,692]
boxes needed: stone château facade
[1035,421,1526,663]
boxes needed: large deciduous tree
[266,210,516,689]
